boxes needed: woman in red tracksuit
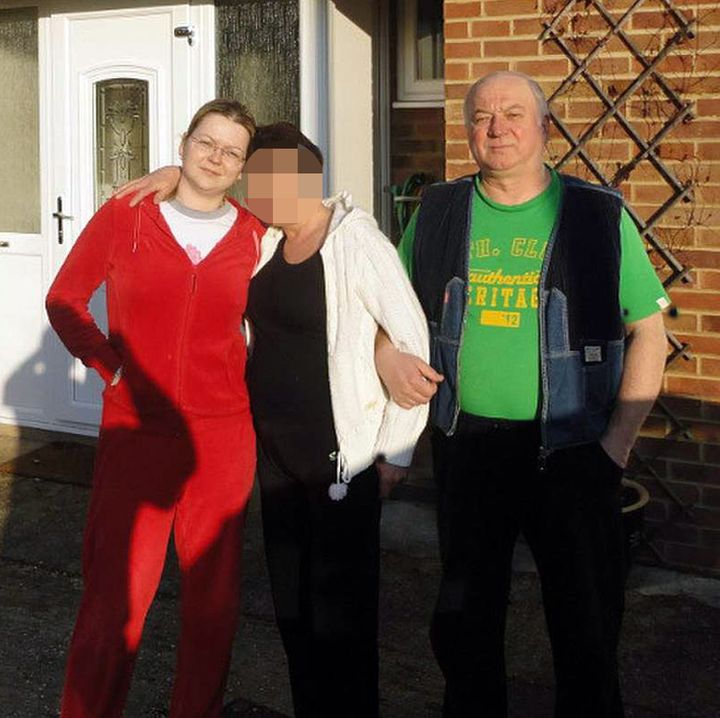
[46,99,264,718]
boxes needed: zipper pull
[190,274,197,294]
[537,446,550,473]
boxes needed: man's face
[242,147,323,225]
[466,76,547,177]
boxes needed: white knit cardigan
[252,192,429,490]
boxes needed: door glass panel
[0,7,39,233]
[215,0,300,126]
[95,79,149,209]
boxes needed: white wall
[326,1,374,214]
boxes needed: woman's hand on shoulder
[114,166,182,207]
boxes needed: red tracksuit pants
[60,405,256,718]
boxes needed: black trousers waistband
[455,411,539,437]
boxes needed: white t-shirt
[160,198,238,265]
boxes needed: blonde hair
[185,98,256,140]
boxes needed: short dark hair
[248,122,324,171]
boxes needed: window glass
[95,79,149,209]
[215,0,300,126]
[0,7,39,233]
[416,0,443,81]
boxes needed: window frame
[395,0,444,107]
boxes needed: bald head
[463,71,549,130]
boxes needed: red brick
[445,62,470,81]
[630,10,675,30]
[482,0,539,17]
[446,142,470,160]
[634,437,701,462]
[470,20,510,37]
[702,315,720,333]
[699,529,720,548]
[701,357,720,376]
[667,376,720,399]
[644,498,668,522]
[654,522,700,545]
[483,39,539,58]
[446,84,469,100]
[663,543,720,571]
[705,444,720,465]
[665,356,698,376]
[671,458,720,484]
[702,486,720,507]
[688,421,720,443]
[696,271,720,291]
[689,507,720,530]
[514,59,569,77]
[648,477,701,504]
[684,250,720,270]
[668,289,720,312]
[676,334,720,356]
[447,124,469,141]
[470,60,511,76]
[513,18,544,35]
[445,40,483,59]
[445,21,470,39]
[445,2,482,20]
[665,310,699,332]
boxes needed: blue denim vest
[412,173,625,452]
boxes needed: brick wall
[443,0,720,575]
[389,1,446,240]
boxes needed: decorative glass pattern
[0,7,40,233]
[215,0,300,126]
[95,79,149,209]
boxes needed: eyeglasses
[188,135,246,164]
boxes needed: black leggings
[257,444,382,718]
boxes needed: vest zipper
[536,182,563,468]
[448,181,475,436]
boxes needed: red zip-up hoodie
[46,195,263,426]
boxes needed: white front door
[0,1,212,434]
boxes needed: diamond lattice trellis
[541,0,698,564]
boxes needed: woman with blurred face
[46,99,264,718]
[239,124,428,718]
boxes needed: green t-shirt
[397,170,669,420]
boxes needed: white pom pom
[328,482,348,501]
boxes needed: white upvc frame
[395,0,444,108]
[299,0,329,195]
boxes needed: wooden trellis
[541,0,697,564]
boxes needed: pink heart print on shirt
[185,244,202,265]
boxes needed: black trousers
[430,415,626,718]
[257,446,381,718]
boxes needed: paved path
[1,430,719,717]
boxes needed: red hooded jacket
[46,195,263,426]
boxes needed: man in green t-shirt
[379,71,667,718]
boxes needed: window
[215,0,300,126]
[396,0,444,105]
[0,7,39,233]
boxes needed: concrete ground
[1,426,719,718]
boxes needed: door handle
[0,241,9,248]
[52,196,74,245]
